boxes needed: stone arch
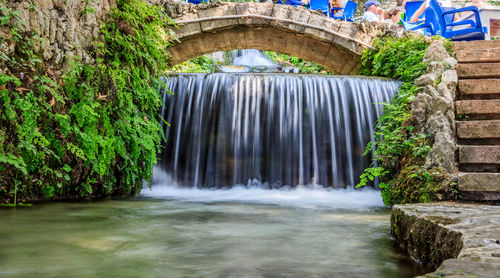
[166,2,387,75]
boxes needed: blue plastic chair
[275,0,284,4]
[441,7,456,24]
[403,1,424,22]
[426,0,487,41]
[402,2,455,35]
[331,0,357,22]
[286,0,303,7]
[309,0,330,16]
[187,0,208,4]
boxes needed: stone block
[456,100,500,116]
[199,5,238,32]
[174,22,202,39]
[459,79,500,96]
[454,40,500,63]
[304,14,340,43]
[270,4,310,33]
[457,120,500,139]
[457,63,500,79]
[459,145,500,164]
[235,2,273,26]
[458,173,500,192]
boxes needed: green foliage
[356,35,453,206]
[264,51,332,74]
[0,0,174,204]
[172,56,215,73]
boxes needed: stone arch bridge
[166,2,395,75]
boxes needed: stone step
[456,100,500,117]
[457,63,500,79]
[459,145,500,164]
[457,172,500,201]
[457,120,500,139]
[454,41,500,63]
[458,79,500,97]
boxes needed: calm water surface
[0,187,430,277]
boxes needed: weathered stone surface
[442,57,458,70]
[437,82,454,102]
[412,93,433,128]
[304,13,340,43]
[270,4,310,33]
[458,63,500,79]
[427,62,445,76]
[459,79,500,96]
[454,40,500,63]
[423,258,500,278]
[5,0,115,68]
[415,73,437,87]
[458,173,500,195]
[425,132,457,172]
[456,100,500,116]
[426,111,452,135]
[392,203,500,277]
[199,4,238,32]
[457,120,500,139]
[440,70,458,94]
[423,40,450,64]
[235,2,273,25]
[459,145,500,165]
[430,94,453,116]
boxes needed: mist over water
[144,169,385,209]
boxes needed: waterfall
[232,49,275,67]
[158,73,399,189]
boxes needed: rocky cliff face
[2,0,115,70]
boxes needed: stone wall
[412,40,458,173]
[1,0,115,70]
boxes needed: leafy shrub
[264,51,332,74]
[0,0,174,204]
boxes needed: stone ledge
[391,203,500,277]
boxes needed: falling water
[232,49,275,67]
[158,73,399,189]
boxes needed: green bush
[0,0,174,204]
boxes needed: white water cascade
[157,73,399,189]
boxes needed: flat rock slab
[392,203,500,278]
[457,63,500,79]
[459,79,500,96]
[457,120,500,139]
[454,41,500,63]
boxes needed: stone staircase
[454,41,500,202]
